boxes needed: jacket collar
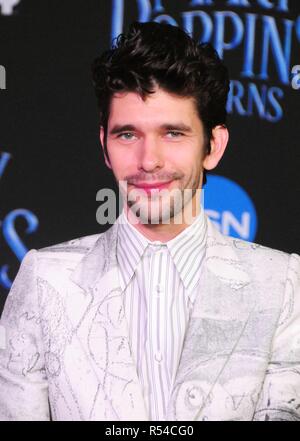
[70,212,251,294]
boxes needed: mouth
[131,180,173,194]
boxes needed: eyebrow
[108,123,193,135]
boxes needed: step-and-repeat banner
[0,0,300,312]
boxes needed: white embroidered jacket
[0,216,299,421]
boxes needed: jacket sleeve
[0,250,50,420]
[253,252,300,421]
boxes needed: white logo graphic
[205,209,251,239]
[291,65,300,90]
[0,0,20,15]
[0,65,6,90]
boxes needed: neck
[124,189,202,243]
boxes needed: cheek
[171,151,201,174]
[108,150,134,176]
[169,142,202,164]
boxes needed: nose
[137,136,164,172]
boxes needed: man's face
[100,87,209,224]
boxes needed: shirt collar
[116,206,208,297]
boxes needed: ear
[203,125,229,170]
[100,126,112,170]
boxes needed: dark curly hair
[91,21,230,185]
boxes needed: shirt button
[149,242,164,251]
[156,284,163,293]
[154,351,163,363]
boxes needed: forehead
[108,88,200,127]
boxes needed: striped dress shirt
[116,207,208,420]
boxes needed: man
[0,21,299,421]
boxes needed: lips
[132,180,173,193]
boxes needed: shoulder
[225,235,299,282]
[227,235,291,261]
[23,232,105,278]
[38,232,103,255]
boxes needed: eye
[166,131,184,138]
[117,132,136,140]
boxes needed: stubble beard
[126,172,201,225]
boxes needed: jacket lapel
[69,222,148,420]
[167,218,256,421]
